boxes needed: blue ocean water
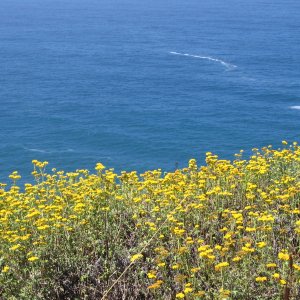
[1,0,300,182]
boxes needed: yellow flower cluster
[1,141,300,299]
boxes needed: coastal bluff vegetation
[1,142,300,299]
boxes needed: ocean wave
[290,106,300,110]
[169,51,237,70]
[23,147,49,153]
[23,147,74,154]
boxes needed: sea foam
[23,147,74,154]
[290,106,300,110]
[169,51,237,70]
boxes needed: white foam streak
[290,106,300,110]
[23,147,74,154]
[25,147,49,153]
[170,51,237,70]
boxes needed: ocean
[1,0,300,182]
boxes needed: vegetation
[1,141,300,299]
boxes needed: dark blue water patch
[1,0,300,183]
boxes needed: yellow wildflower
[255,276,267,282]
[176,292,185,299]
[257,241,267,248]
[280,279,287,285]
[10,244,21,251]
[27,256,39,262]
[215,262,229,271]
[130,253,143,263]
[2,266,10,273]
[278,251,289,261]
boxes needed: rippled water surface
[1,0,300,181]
